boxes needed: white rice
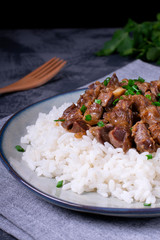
[20,102,160,204]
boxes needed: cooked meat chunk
[69,120,89,133]
[59,73,160,153]
[108,126,132,152]
[61,103,82,120]
[90,124,114,144]
[134,82,150,94]
[104,108,133,128]
[145,91,157,102]
[131,94,151,113]
[107,72,120,89]
[62,119,89,133]
[140,105,160,126]
[149,123,160,145]
[83,102,103,125]
[132,121,156,153]
[61,119,75,130]
[97,89,114,107]
[77,82,101,107]
[120,78,129,86]
[150,80,160,96]
[104,98,133,128]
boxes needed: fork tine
[23,57,58,79]
[32,60,67,86]
[34,59,66,79]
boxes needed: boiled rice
[20,102,160,204]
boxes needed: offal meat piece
[60,103,86,132]
[145,91,157,102]
[141,105,160,126]
[131,94,160,145]
[134,81,150,94]
[150,80,160,96]
[69,120,89,133]
[104,98,133,128]
[61,103,83,121]
[107,72,120,89]
[108,126,133,152]
[59,73,160,153]
[149,123,160,145]
[97,89,114,107]
[132,121,156,153]
[131,94,151,113]
[77,81,101,107]
[90,124,114,144]
[83,102,103,125]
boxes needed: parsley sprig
[96,13,160,65]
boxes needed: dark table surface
[0,28,133,240]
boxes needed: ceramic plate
[1,89,160,217]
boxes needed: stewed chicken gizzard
[58,73,160,153]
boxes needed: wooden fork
[0,57,67,94]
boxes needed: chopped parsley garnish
[146,154,153,160]
[152,102,160,106]
[144,203,152,207]
[85,114,92,121]
[122,78,142,96]
[103,77,110,86]
[152,93,160,105]
[97,121,105,127]
[95,99,102,105]
[136,77,145,83]
[119,96,124,100]
[56,180,63,188]
[54,119,65,122]
[80,105,87,114]
[112,98,119,106]
[136,76,145,83]
[145,94,152,100]
[15,145,25,152]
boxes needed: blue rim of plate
[1,89,160,217]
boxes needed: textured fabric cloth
[1,59,160,240]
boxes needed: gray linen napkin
[1,59,160,240]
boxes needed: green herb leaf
[54,119,65,122]
[146,154,153,160]
[145,94,152,100]
[85,114,92,121]
[96,14,160,65]
[128,79,135,86]
[15,145,25,152]
[103,77,110,86]
[95,99,102,105]
[119,96,124,100]
[97,121,105,127]
[56,180,63,188]
[80,105,87,114]
[112,98,119,106]
[152,102,160,106]
[144,203,152,206]
[146,47,160,62]
[137,77,145,83]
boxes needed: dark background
[0,3,160,29]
